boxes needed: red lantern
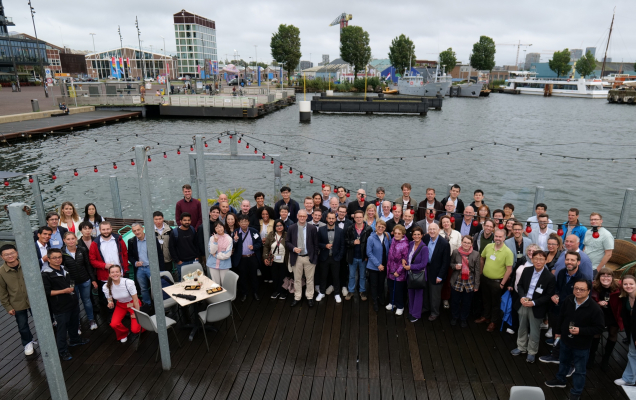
[557,225,564,236]
[254,148,257,154]
[299,173,304,179]
[229,135,233,139]
[288,167,292,174]
[450,216,455,223]
[238,138,241,143]
[147,156,152,162]
[163,152,167,158]
[631,228,636,242]
[592,227,599,239]
[270,158,274,164]
[279,164,283,169]
[3,179,9,186]
[52,174,57,180]
[113,162,118,169]
[472,220,478,227]
[498,223,504,230]
[94,166,98,173]
[262,154,266,159]
[410,209,415,215]
[131,159,135,166]
[177,148,181,155]
[346,191,350,198]
[246,143,249,149]
[28,175,33,183]
[190,146,194,151]
[392,204,397,211]
[74,169,78,176]
[310,177,314,184]
[525,223,532,234]
[322,182,326,188]
[375,201,380,206]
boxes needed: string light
[450,216,455,223]
[254,148,258,154]
[238,138,241,143]
[262,154,266,159]
[410,208,415,215]
[177,147,181,155]
[190,145,194,151]
[375,201,380,206]
[526,222,532,234]
[288,167,292,174]
[73,169,78,176]
[632,228,636,242]
[346,190,350,198]
[52,173,57,180]
[147,155,152,162]
[310,177,314,184]
[472,220,478,227]
[28,175,33,183]
[163,152,167,158]
[131,159,135,166]
[322,181,325,188]
[94,166,98,173]
[392,202,397,211]
[113,162,118,169]
[299,172,303,179]
[498,223,504,229]
[246,143,249,149]
[557,224,564,236]
[279,164,283,169]
[592,226,599,239]
[3,178,9,187]
[270,158,274,164]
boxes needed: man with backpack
[168,213,199,280]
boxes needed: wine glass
[568,321,575,338]
[604,293,610,307]
[69,280,75,293]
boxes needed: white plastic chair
[132,308,181,361]
[198,299,238,350]
[205,270,243,320]
[180,261,204,279]
[509,386,545,400]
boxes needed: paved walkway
[0,86,60,116]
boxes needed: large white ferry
[503,71,608,99]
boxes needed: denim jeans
[136,266,152,305]
[74,279,94,321]
[14,308,34,346]
[622,340,636,384]
[348,258,367,293]
[555,341,589,396]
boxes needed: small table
[163,275,226,340]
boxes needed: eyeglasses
[573,287,589,292]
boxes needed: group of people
[0,181,631,400]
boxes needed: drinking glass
[568,321,575,338]
[69,279,75,289]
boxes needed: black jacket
[274,198,300,223]
[554,268,585,314]
[422,235,451,285]
[345,223,373,264]
[128,235,166,271]
[514,267,556,319]
[285,223,319,266]
[231,227,264,266]
[318,225,346,262]
[554,294,605,350]
[622,297,636,344]
[441,196,465,215]
[169,225,198,263]
[417,198,444,221]
[386,218,404,236]
[246,207,259,229]
[61,246,96,284]
[42,266,78,314]
[347,200,372,219]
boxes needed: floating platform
[311,93,442,115]
[608,88,636,104]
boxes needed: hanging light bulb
[177,147,181,155]
[3,178,9,186]
[310,177,314,184]
[28,175,33,183]
[289,167,293,174]
[270,158,274,164]
[526,222,532,234]
[322,182,326,188]
[346,190,350,198]
[229,134,233,139]
[450,216,455,223]
[299,172,304,179]
[73,169,78,176]
[238,138,241,143]
[163,152,167,158]
[557,224,564,237]
[632,228,636,242]
[52,173,57,180]
[147,155,152,162]
[262,154,266,159]
[410,209,415,215]
[113,162,118,169]
[375,201,380,206]
[429,211,434,219]
[246,143,249,149]
[190,145,194,151]
[392,203,397,211]
[498,222,504,230]
[279,164,283,169]
[592,226,599,239]
[94,166,98,173]
[254,148,257,154]
[472,220,478,227]
[131,159,135,166]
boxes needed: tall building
[319,54,329,66]
[173,10,217,78]
[299,60,313,70]
[585,47,596,59]
[524,52,540,70]
[570,49,583,61]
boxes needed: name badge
[535,287,544,294]
[489,254,497,261]
[275,255,283,261]
[158,239,164,244]
[253,233,259,239]
[52,240,60,246]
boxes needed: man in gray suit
[505,221,533,267]
[527,213,556,251]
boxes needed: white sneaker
[257,269,262,276]
[316,293,325,302]
[386,303,393,311]
[24,342,34,356]
[615,379,632,386]
[52,320,57,327]
[334,295,341,303]
[443,300,450,309]
[395,308,404,316]
[506,328,515,334]
[120,337,128,343]
[540,322,549,329]
[326,285,334,295]
[545,328,553,338]
[90,320,98,330]
[342,287,348,297]
[78,328,82,335]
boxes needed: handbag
[407,244,426,289]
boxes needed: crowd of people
[0,181,632,400]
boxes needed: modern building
[570,49,583,61]
[318,54,329,66]
[299,60,313,70]
[173,10,217,78]
[524,52,540,70]
[585,47,596,59]
[85,47,176,80]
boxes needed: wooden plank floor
[0,285,631,400]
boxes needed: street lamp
[27,0,48,97]
[135,16,145,79]
[89,33,96,53]
[160,35,167,79]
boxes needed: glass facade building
[85,47,176,80]
[173,10,217,77]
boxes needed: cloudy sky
[6,0,636,66]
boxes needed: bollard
[299,101,311,122]
[326,90,334,96]
[31,99,40,112]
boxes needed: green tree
[340,26,372,80]
[469,36,496,74]
[270,24,302,85]
[549,49,571,78]
[230,59,247,67]
[388,34,415,76]
[575,51,597,78]
[439,48,457,75]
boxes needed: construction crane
[329,13,352,39]
[497,40,532,67]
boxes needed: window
[179,25,184,31]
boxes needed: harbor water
[1,93,635,236]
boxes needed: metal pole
[230,131,238,156]
[8,203,68,400]
[109,176,123,218]
[617,188,634,239]
[30,175,46,226]
[532,186,545,216]
[188,155,199,199]
[274,161,282,203]
[28,1,48,98]
[133,146,171,370]
[195,135,210,262]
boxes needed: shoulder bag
[407,244,426,289]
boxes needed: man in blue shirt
[552,235,593,280]
[128,223,165,305]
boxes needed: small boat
[382,88,398,94]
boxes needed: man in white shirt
[153,211,172,270]
[583,212,614,273]
[528,213,556,251]
[403,211,415,240]
[36,226,52,271]
[303,197,315,218]
[380,201,393,222]
[322,184,334,208]
[526,203,553,235]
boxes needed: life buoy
[420,82,423,86]
[567,79,570,82]
[410,81,413,86]
[627,98,634,104]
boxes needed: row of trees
[548,49,597,78]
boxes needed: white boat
[503,71,608,99]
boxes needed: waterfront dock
[310,93,443,115]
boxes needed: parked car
[144,77,155,82]
[228,78,249,86]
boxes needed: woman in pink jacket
[386,225,409,315]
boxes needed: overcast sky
[6,0,636,66]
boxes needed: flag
[119,57,124,76]
[386,72,391,80]
[111,56,117,78]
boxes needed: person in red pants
[102,265,143,343]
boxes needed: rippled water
[1,93,635,236]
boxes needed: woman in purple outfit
[386,225,410,315]
[404,226,429,323]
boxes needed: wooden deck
[0,286,631,400]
